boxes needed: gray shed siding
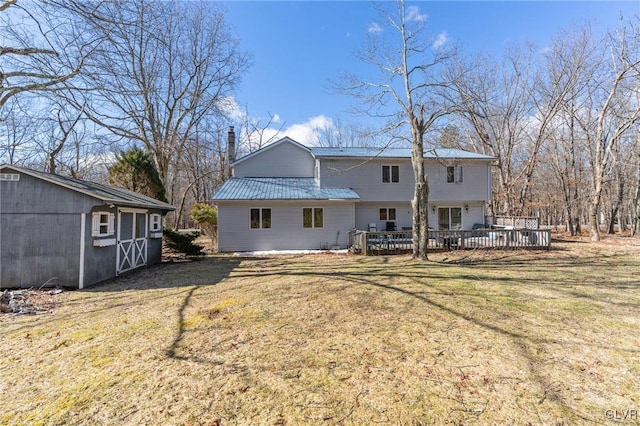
[234,141,315,178]
[217,201,355,252]
[1,170,168,288]
[1,213,81,287]
[1,173,93,288]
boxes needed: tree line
[2,0,639,248]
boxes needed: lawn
[1,237,639,425]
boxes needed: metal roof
[1,164,175,210]
[213,178,360,201]
[311,147,496,160]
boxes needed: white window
[150,214,162,232]
[303,208,323,228]
[379,208,396,221]
[0,173,20,181]
[447,165,463,183]
[92,212,115,237]
[250,208,271,229]
[382,165,399,183]
[438,207,462,230]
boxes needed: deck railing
[349,228,551,255]
[493,216,540,229]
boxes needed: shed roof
[311,147,496,160]
[213,177,359,201]
[1,164,175,210]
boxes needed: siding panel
[217,202,355,252]
[234,142,315,178]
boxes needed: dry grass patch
[1,237,639,425]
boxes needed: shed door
[117,209,148,274]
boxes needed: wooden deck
[349,228,551,255]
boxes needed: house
[0,164,175,289]
[213,136,495,252]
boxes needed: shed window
[382,165,399,183]
[303,208,323,228]
[250,208,271,229]
[150,214,162,232]
[92,212,115,237]
[0,173,20,181]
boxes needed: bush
[163,229,205,256]
[190,203,217,250]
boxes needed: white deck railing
[349,228,551,255]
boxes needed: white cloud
[280,115,335,146]
[433,31,448,49]
[406,6,428,23]
[272,113,281,123]
[368,22,383,34]
[538,46,552,55]
[218,96,247,123]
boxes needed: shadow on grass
[87,256,242,292]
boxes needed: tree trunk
[633,152,640,236]
[411,133,428,260]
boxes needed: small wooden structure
[349,228,551,255]
[493,216,540,229]
[1,164,175,288]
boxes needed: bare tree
[335,0,457,259]
[584,19,640,241]
[69,0,250,213]
[0,0,94,110]
[632,134,640,236]
[448,48,532,216]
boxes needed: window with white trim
[303,208,323,228]
[438,207,462,230]
[382,165,399,183]
[91,212,115,237]
[250,208,271,229]
[446,165,463,183]
[379,208,396,221]
[150,213,162,232]
[0,173,20,181]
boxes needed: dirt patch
[1,289,63,315]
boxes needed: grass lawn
[1,237,639,425]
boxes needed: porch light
[432,205,436,213]
[464,204,469,212]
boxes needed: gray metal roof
[213,178,360,201]
[1,164,175,210]
[311,147,496,160]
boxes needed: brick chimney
[227,126,235,178]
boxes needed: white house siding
[354,202,413,231]
[234,141,315,178]
[354,203,485,231]
[319,159,491,205]
[217,201,356,252]
[319,159,413,202]
[428,161,491,202]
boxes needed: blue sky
[223,1,640,145]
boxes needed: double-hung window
[303,208,323,228]
[379,208,396,221]
[382,165,399,183]
[447,165,463,183]
[250,208,271,229]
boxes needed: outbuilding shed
[0,164,175,289]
